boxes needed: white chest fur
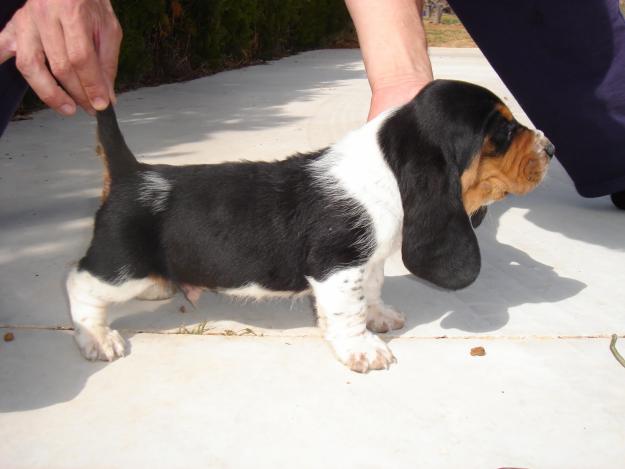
[309,111,404,262]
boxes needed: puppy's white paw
[366,305,406,333]
[331,332,396,373]
[74,325,127,362]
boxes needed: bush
[18,0,352,112]
[111,0,352,87]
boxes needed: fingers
[98,21,122,103]
[99,0,122,102]
[38,18,92,113]
[13,9,77,116]
[8,0,123,115]
[0,20,17,64]
[62,13,109,111]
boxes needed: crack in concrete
[1,324,623,340]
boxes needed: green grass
[178,321,211,335]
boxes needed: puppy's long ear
[397,155,480,290]
[379,80,499,290]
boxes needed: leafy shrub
[17,0,351,112]
[111,0,351,87]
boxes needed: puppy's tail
[96,105,139,185]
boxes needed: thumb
[0,20,17,64]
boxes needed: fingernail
[109,85,117,104]
[60,104,75,115]
[92,97,108,110]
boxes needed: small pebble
[4,332,14,342]
[179,305,186,314]
[470,346,486,356]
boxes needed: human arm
[0,0,122,115]
[345,0,433,120]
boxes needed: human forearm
[345,0,433,119]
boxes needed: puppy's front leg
[309,267,395,373]
[364,263,406,333]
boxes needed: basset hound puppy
[66,80,553,372]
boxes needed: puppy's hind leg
[136,277,177,301]
[66,267,153,361]
[309,266,396,373]
[364,263,406,334]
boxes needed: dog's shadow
[387,199,586,335]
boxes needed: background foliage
[18,0,351,111]
[111,0,351,87]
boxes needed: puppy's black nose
[544,141,555,159]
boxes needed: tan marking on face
[461,155,482,214]
[461,154,480,190]
[495,102,514,121]
[462,116,550,215]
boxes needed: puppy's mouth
[521,130,553,187]
[536,131,555,162]
[522,156,549,186]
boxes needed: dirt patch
[327,14,475,49]
[424,14,476,48]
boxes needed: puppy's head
[379,79,552,290]
[462,102,553,222]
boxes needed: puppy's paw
[74,325,127,362]
[366,305,406,333]
[331,332,396,373]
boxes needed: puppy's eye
[486,118,519,155]
[506,124,517,140]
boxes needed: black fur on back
[81,111,374,290]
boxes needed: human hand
[345,0,433,122]
[368,77,430,121]
[0,0,122,116]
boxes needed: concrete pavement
[1,48,624,468]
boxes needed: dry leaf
[470,346,486,356]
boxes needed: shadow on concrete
[382,200,586,335]
[0,329,108,412]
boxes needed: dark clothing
[449,0,625,197]
[0,0,27,138]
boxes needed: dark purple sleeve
[448,0,625,197]
[0,0,29,138]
